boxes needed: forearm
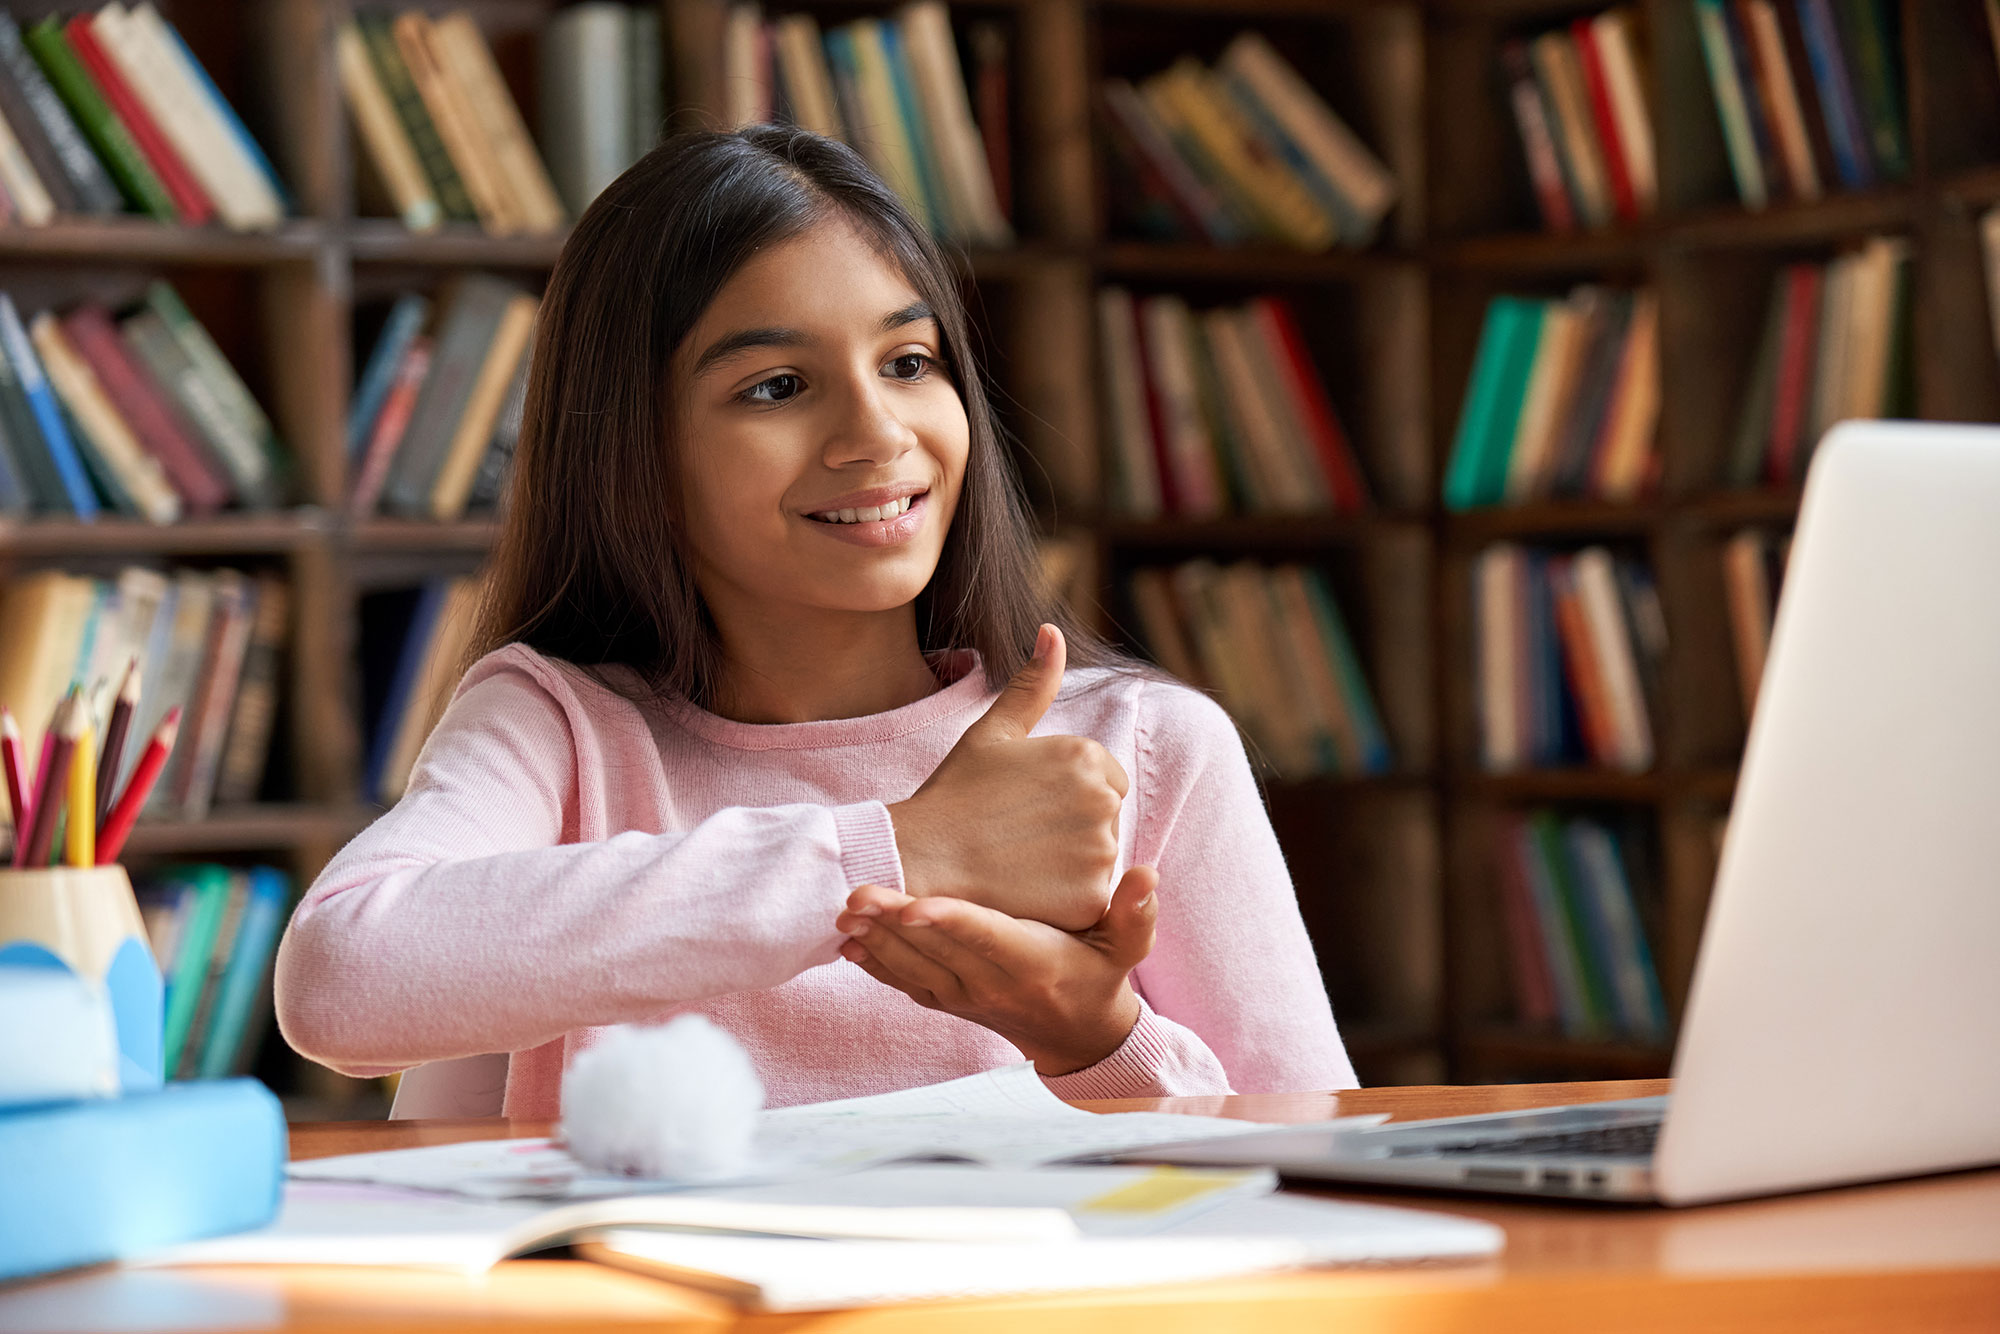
[277,802,899,1075]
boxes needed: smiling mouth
[806,492,925,524]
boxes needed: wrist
[885,797,949,901]
[1028,984,1142,1078]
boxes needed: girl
[276,126,1355,1116]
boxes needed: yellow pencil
[66,718,94,868]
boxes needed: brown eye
[888,353,933,380]
[742,374,802,404]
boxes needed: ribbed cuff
[1038,996,1175,1101]
[832,800,905,895]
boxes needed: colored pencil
[21,692,80,870]
[66,716,95,868]
[13,693,63,867]
[96,706,180,866]
[0,708,26,832]
[96,657,138,825]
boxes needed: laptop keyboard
[1391,1119,1662,1159]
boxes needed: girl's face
[671,214,969,632]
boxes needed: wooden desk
[5,1080,1997,1333]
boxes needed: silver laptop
[1128,421,2000,1206]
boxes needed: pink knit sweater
[275,643,1356,1115]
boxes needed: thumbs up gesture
[888,625,1129,932]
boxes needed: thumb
[1094,865,1159,969]
[963,623,1065,744]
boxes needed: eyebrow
[690,300,936,379]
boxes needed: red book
[1548,557,1616,767]
[1495,813,1561,1026]
[350,337,432,517]
[1570,18,1637,225]
[1252,297,1370,512]
[64,16,212,225]
[60,304,231,513]
[1128,299,1181,517]
[1766,263,1823,487]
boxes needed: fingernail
[1033,624,1052,662]
[1137,894,1155,910]
[902,915,930,928]
[855,903,880,917]
[847,920,870,937]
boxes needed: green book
[1530,812,1613,1035]
[357,14,477,225]
[160,865,234,1078]
[1726,274,1790,489]
[1832,0,1907,182]
[1300,568,1392,774]
[1184,317,1257,509]
[144,282,287,505]
[21,18,175,220]
[1443,296,1544,511]
[121,309,273,510]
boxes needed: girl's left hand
[834,866,1160,1076]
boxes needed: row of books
[1494,808,1667,1041]
[347,275,537,521]
[1097,289,1369,519]
[1724,236,1910,489]
[1723,527,1791,718]
[0,7,283,230]
[136,863,293,1081]
[0,566,286,826]
[1474,543,1665,774]
[1692,0,1906,210]
[337,9,565,236]
[1443,287,1659,510]
[536,4,661,219]
[714,1,1009,247]
[0,280,285,521]
[1099,32,1395,251]
[361,577,482,805]
[1501,8,1656,233]
[1126,560,1390,779]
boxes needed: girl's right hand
[887,626,1128,932]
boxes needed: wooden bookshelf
[9,0,1995,1105]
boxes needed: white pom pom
[559,1016,766,1181]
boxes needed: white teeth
[813,495,917,523]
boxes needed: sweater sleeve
[1046,681,1357,1099]
[274,658,902,1078]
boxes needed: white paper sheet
[288,1062,1382,1202]
[579,1191,1506,1311]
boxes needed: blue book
[366,581,448,801]
[1511,815,1592,1036]
[348,295,431,459]
[0,1078,284,1281]
[875,22,946,235]
[0,294,96,518]
[1562,820,1669,1040]
[157,14,292,213]
[196,867,291,1080]
[1794,0,1873,189]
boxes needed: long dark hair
[469,124,1136,707]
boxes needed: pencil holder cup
[0,865,162,1092]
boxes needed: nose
[821,369,918,469]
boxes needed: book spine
[347,294,430,459]
[1830,0,1906,180]
[336,21,440,232]
[0,294,96,518]
[138,4,288,218]
[383,279,514,516]
[1793,0,1874,188]
[0,14,118,214]
[0,99,55,224]
[393,13,518,234]
[62,14,209,224]
[22,17,175,220]
[121,310,267,510]
[30,310,180,524]
[1502,39,1576,233]
[1693,0,1769,208]
[358,14,477,224]
[350,337,431,517]
[467,351,528,511]
[432,13,565,234]
[60,304,229,513]
[213,575,287,808]
[144,281,284,504]
[195,866,290,1079]
[1569,18,1637,224]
